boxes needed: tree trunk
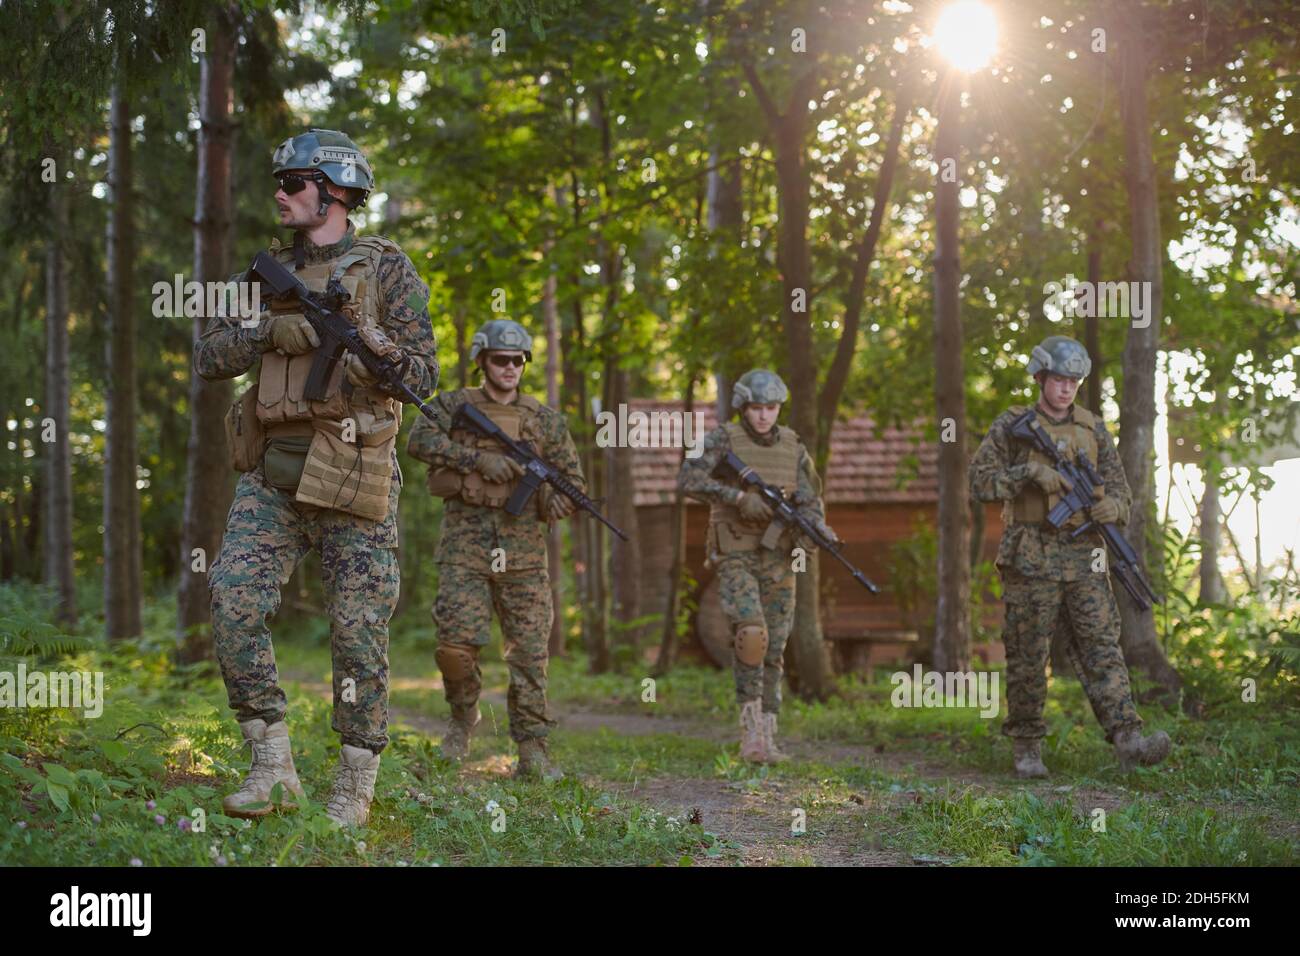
[1084,219,1104,415]
[744,60,833,700]
[104,73,143,641]
[560,173,609,672]
[43,176,76,626]
[1114,0,1182,700]
[543,205,565,656]
[1198,452,1225,604]
[931,70,972,675]
[816,79,911,463]
[178,3,237,662]
[655,376,694,675]
[607,363,642,653]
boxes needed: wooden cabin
[628,400,1005,671]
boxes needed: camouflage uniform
[195,224,438,754]
[678,419,827,713]
[406,386,584,742]
[969,403,1144,743]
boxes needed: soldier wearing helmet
[194,129,438,827]
[678,369,837,763]
[407,319,585,781]
[970,336,1170,777]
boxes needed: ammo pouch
[263,434,313,491]
[294,396,400,522]
[225,384,265,473]
[425,390,546,520]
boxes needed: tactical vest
[709,422,802,553]
[1008,404,1100,525]
[254,234,402,522]
[426,388,546,518]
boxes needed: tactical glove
[1089,496,1122,525]
[266,314,320,355]
[737,490,773,524]
[476,451,524,484]
[547,492,576,520]
[1026,461,1073,496]
[342,352,379,387]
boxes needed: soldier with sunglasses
[406,319,585,780]
[194,129,438,826]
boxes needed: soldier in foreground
[406,320,584,781]
[195,129,438,825]
[969,336,1171,778]
[678,370,837,763]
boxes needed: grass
[2,587,1297,866]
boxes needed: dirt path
[278,666,1103,865]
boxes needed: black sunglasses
[488,354,526,368]
[276,171,325,195]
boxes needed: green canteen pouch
[263,435,313,491]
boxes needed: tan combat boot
[223,719,306,819]
[1114,727,1171,770]
[325,744,381,827]
[1013,739,1048,779]
[761,712,789,764]
[515,737,564,782]
[739,699,766,763]
[440,704,481,763]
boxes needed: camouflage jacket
[970,403,1133,581]
[406,386,585,572]
[678,421,829,534]
[192,223,438,400]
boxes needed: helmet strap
[315,181,337,218]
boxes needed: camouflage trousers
[433,564,554,742]
[716,549,796,712]
[208,466,400,754]
[999,566,1142,743]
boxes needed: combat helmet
[470,319,533,363]
[732,369,789,409]
[272,128,374,213]
[1027,335,1091,380]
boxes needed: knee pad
[733,622,769,666]
[435,644,480,681]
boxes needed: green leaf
[42,763,78,788]
[77,768,108,791]
[100,739,128,764]
[45,780,70,812]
